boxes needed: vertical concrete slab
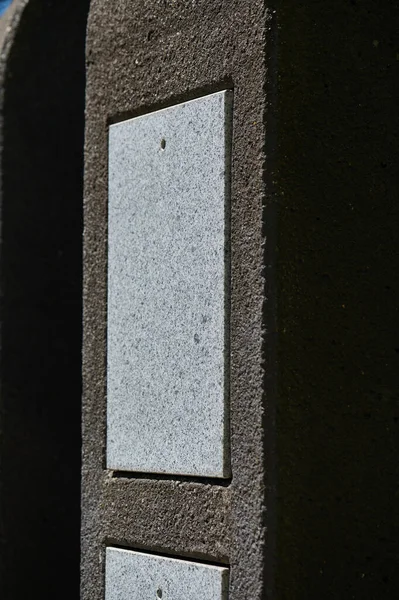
[105,548,228,600]
[107,91,232,477]
[82,2,271,600]
[82,1,399,599]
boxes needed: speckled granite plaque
[105,548,229,600]
[107,91,232,477]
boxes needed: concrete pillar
[0,0,395,599]
[82,2,270,599]
[82,1,399,599]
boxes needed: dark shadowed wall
[276,1,399,598]
[0,1,89,598]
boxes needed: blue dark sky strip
[0,0,12,18]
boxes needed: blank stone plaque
[105,548,229,600]
[107,91,232,477]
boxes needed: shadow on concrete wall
[277,1,399,598]
[0,1,89,598]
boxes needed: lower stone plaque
[105,548,229,600]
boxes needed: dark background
[0,1,89,599]
[276,0,399,598]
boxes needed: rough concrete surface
[83,1,399,600]
[82,1,271,600]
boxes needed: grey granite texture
[107,91,231,477]
[105,547,228,600]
